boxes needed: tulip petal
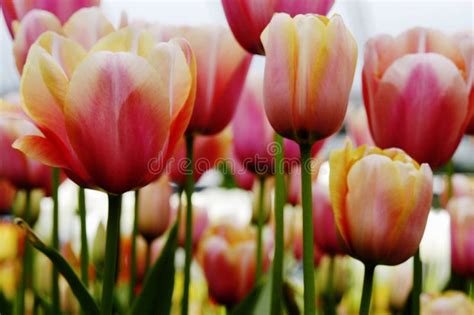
[89,27,155,58]
[13,135,68,169]
[65,52,170,193]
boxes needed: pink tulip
[12,30,196,194]
[221,0,334,55]
[312,181,344,256]
[0,180,16,214]
[137,176,172,242]
[232,74,325,176]
[346,106,374,147]
[329,141,433,265]
[231,155,256,191]
[177,205,209,252]
[363,28,473,169]
[262,13,357,145]
[440,174,474,208]
[448,196,474,278]
[153,24,252,135]
[198,224,272,307]
[1,0,100,36]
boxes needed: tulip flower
[363,27,473,169]
[448,196,474,278]
[232,155,256,191]
[1,0,100,36]
[0,180,16,214]
[346,106,374,147]
[177,205,209,252]
[198,224,272,308]
[117,234,148,288]
[421,291,474,315]
[221,0,334,55]
[168,131,231,187]
[137,176,172,243]
[329,141,433,315]
[251,177,273,224]
[440,174,474,208]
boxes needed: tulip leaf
[232,271,271,315]
[15,218,99,315]
[129,222,178,315]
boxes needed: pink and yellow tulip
[221,0,334,55]
[363,27,473,168]
[329,141,433,265]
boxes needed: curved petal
[13,135,68,168]
[64,52,170,193]
[89,27,155,58]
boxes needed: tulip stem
[129,189,140,305]
[181,133,195,315]
[52,167,60,315]
[360,264,375,315]
[256,176,266,282]
[412,249,422,315]
[16,189,31,315]
[300,143,316,315]
[325,256,336,315]
[101,194,122,315]
[79,187,89,289]
[270,134,285,315]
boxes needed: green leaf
[129,223,178,315]
[232,271,272,315]
[15,219,99,315]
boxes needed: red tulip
[221,0,334,55]
[1,0,100,36]
[153,24,252,135]
[168,132,231,187]
[262,13,358,145]
[363,28,473,169]
[0,180,16,214]
[137,176,172,242]
[198,224,272,307]
[346,106,374,147]
[12,29,196,194]
[312,181,344,256]
[448,196,474,278]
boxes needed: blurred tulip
[329,141,433,265]
[0,180,16,214]
[137,176,172,242]
[251,177,273,224]
[421,291,474,315]
[198,224,271,307]
[1,0,100,36]
[286,156,324,206]
[153,24,252,135]
[232,74,325,176]
[177,205,209,251]
[292,207,324,265]
[261,13,357,145]
[12,29,196,194]
[387,259,413,312]
[0,260,19,299]
[13,189,43,225]
[117,234,147,286]
[363,28,473,169]
[440,174,474,208]
[312,181,344,257]
[0,100,53,193]
[448,196,474,278]
[221,0,334,55]
[169,131,231,187]
[0,220,24,260]
[91,222,105,269]
[346,106,374,146]
[232,155,256,191]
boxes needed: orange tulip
[261,13,357,145]
[12,29,196,194]
[329,141,433,265]
[221,0,334,55]
[363,28,473,169]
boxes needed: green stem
[446,160,454,200]
[270,134,285,315]
[181,133,194,315]
[145,241,152,275]
[52,167,60,315]
[359,264,375,315]
[412,249,422,315]
[469,281,474,299]
[79,187,89,288]
[16,190,31,315]
[256,176,265,282]
[300,143,316,315]
[129,189,140,305]
[101,194,122,315]
[326,257,336,315]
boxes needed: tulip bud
[0,180,16,215]
[421,291,474,315]
[329,141,433,265]
[448,196,474,278]
[13,189,44,226]
[137,176,172,242]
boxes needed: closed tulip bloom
[261,13,357,145]
[1,0,100,36]
[0,180,16,214]
[421,291,474,315]
[153,24,252,135]
[329,141,433,265]
[448,196,474,278]
[232,155,255,191]
[13,29,196,194]
[221,0,334,55]
[346,106,374,147]
[363,28,473,169]
[137,176,172,242]
[312,181,344,256]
